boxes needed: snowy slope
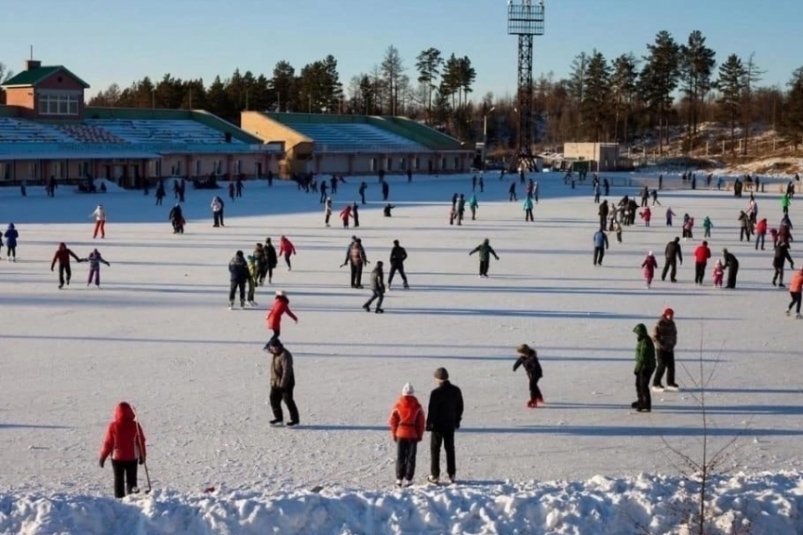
[0,172,801,534]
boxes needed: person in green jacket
[468,194,479,221]
[523,196,534,222]
[469,239,500,278]
[781,193,791,215]
[702,216,713,238]
[632,323,656,412]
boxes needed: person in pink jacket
[641,251,659,288]
[712,260,724,288]
[278,235,296,271]
[265,290,298,344]
[640,207,652,227]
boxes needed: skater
[362,261,386,313]
[324,197,333,227]
[640,186,649,208]
[407,168,413,182]
[359,181,368,205]
[228,250,248,309]
[339,204,352,228]
[155,182,165,205]
[652,307,679,392]
[278,235,296,271]
[523,195,534,222]
[265,290,298,343]
[245,253,259,306]
[712,260,724,287]
[693,240,711,285]
[352,203,360,228]
[342,236,368,288]
[598,200,609,230]
[228,181,235,201]
[98,401,146,498]
[632,324,656,412]
[383,203,395,217]
[426,367,463,485]
[755,218,768,250]
[51,242,82,288]
[264,238,278,284]
[455,194,466,225]
[592,228,609,266]
[382,179,390,201]
[661,237,683,282]
[265,339,299,427]
[478,174,484,192]
[665,207,675,227]
[387,239,409,290]
[738,211,752,242]
[702,216,713,238]
[640,206,652,227]
[211,196,224,227]
[651,189,661,206]
[722,248,739,289]
[508,182,517,202]
[85,248,111,287]
[682,215,695,240]
[641,251,659,288]
[168,203,184,234]
[513,344,544,408]
[772,242,794,287]
[613,220,623,243]
[389,383,426,487]
[235,177,244,198]
[786,267,803,318]
[4,223,18,261]
[469,238,500,278]
[468,194,479,221]
[90,204,106,239]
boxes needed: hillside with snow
[1,172,801,534]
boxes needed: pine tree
[271,61,296,112]
[715,54,747,155]
[381,45,405,116]
[581,50,611,142]
[416,48,443,124]
[610,54,639,144]
[568,52,588,138]
[680,30,716,152]
[640,31,681,154]
[780,67,803,150]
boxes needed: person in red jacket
[641,251,659,288]
[787,267,803,318]
[50,242,83,289]
[388,382,426,487]
[99,401,146,498]
[755,218,768,250]
[266,290,298,344]
[640,206,652,227]
[339,204,352,228]
[693,240,712,285]
[278,235,296,271]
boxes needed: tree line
[1,33,802,156]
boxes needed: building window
[234,160,241,175]
[387,158,392,171]
[370,158,376,172]
[400,158,406,170]
[176,161,182,176]
[414,157,420,171]
[196,160,201,176]
[38,93,81,116]
[454,157,459,169]
[216,160,223,174]
[441,157,447,170]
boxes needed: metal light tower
[507,0,544,170]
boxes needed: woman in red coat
[388,382,426,486]
[641,251,659,288]
[278,235,296,270]
[99,402,146,498]
[266,290,298,344]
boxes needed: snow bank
[1,472,800,535]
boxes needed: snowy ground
[1,172,802,534]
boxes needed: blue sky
[1,0,801,100]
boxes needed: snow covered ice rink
[1,173,802,534]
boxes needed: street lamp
[482,106,496,170]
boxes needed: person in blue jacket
[4,223,19,262]
[593,228,609,266]
[523,196,534,222]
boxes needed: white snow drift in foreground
[1,471,801,535]
[1,171,802,534]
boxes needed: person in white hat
[388,383,425,487]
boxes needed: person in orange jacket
[786,267,803,318]
[278,235,296,271]
[266,290,298,344]
[99,402,146,498]
[388,382,426,487]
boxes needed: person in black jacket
[772,242,795,287]
[168,203,184,234]
[228,250,248,309]
[661,237,683,282]
[723,248,739,289]
[514,344,544,408]
[426,367,464,484]
[387,240,409,289]
[264,238,278,284]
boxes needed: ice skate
[651,385,665,393]
[395,479,403,488]
[426,475,439,484]
[269,418,283,426]
[665,384,680,392]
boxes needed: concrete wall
[563,142,620,171]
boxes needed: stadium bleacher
[54,123,125,144]
[85,119,243,145]
[0,118,74,143]
[280,121,426,152]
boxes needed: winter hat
[516,344,531,354]
[402,382,415,396]
[663,307,674,320]
[275,290,286,297]
[266,339,283,352]
[236,250,244,257]
[648,251,654,256]
[393,240,399,246]
[434,367,449,380]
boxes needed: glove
[455,423,460,430]
[99,458,105,468]
[340,263,346,268]
[393,436,398,443]
[139,458,145,466]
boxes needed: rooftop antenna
[507,0,545,171]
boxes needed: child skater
[388,382,426,487]
[86,248,111,287]
[513,344,544,408]
[712,259,724,288]
[641,251,659,288]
